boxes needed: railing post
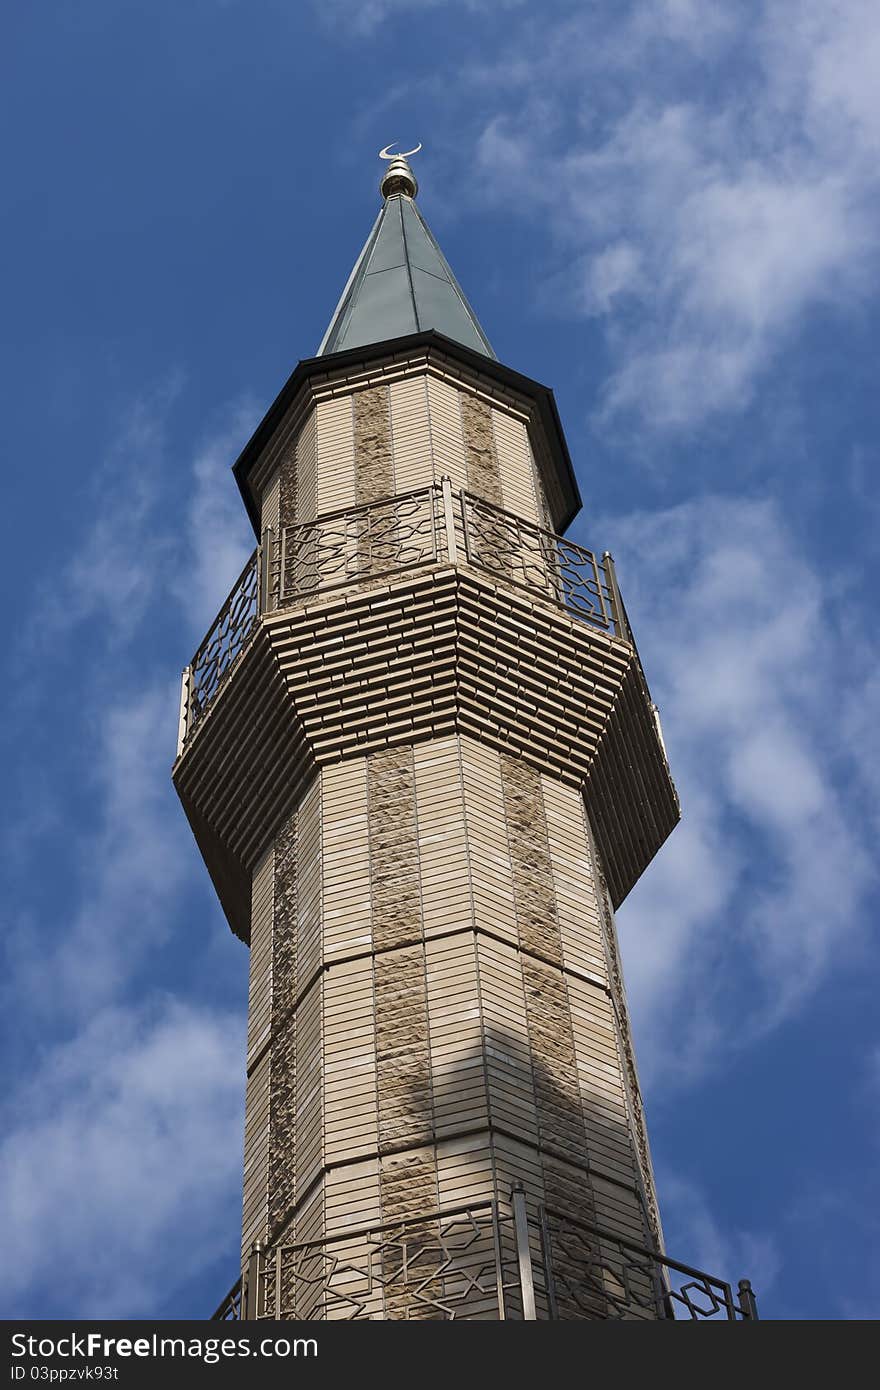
[176,666,191,758]
[440,476,458,566]
[491,1201,507,1320]
[259,527,273,615]
[511,1183,537,1320]
[538,1206,558,1321]
[602,550,628,641]
[738,1278,759,1320]
[243,1241,262,1320]
[458,487,472,563]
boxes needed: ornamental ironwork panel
[254,1204,518,1322]
[539,1208,754,1321]
[180,482,636,751]
[186,549,259,737]
[213,1199,757,1321]
[461,493,621,635]
[275,487,439,607]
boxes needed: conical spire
[317,145,495,360]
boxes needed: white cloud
[175,401,260,635]
[8,681,196,1016]
[313,0,525,40]
[31,380,182,647]
[468,0,880,430]
[599,494,877,1079]
[0,999,245,1317]
[3,384,256,1316]
[7,388,258,1016]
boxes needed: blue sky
[1,0,878,1320]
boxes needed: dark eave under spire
[317,151,495,360]
[232,329,581,539]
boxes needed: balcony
[177,480,633,756]
[173,478,678,935]
[212,1193,758,1322]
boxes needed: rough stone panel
[375,946,433,1150]
[460,393,503,506]
[296,412,318,524]
[368,746,422,951]
[541,1154,605,1319]
[522,957,588,1164]
[274,809,298,996]
[542,1154,596,1224]
[500,754,563,965]
[354,384,393,505]
[379,1148,442,1319]
[380,1148,438,1222]
[279,435,298,531]
[268,807,298,1239]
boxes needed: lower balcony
[211,1194,758,1322]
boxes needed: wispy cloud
[464,0,880,430]
[1,382,256,1314]
[27,378,183,648]
[9,681,194,1018]
[313,0,525,40]
[600,494,877,1080]
[174,399,261,634]
[0,999,245,1317]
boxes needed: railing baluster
[441,476,458,565]
[243,1240,261,1320]
[176,666,191,759]
[511,1184,537,1320]
[738,1278,759,1320]
[259,528,273,614]
[538,1205,558,1321]
[602,549,627,641]
[491,1201,507,1321]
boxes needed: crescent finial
[379,142,423,161]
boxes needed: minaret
[175,147,685,1320]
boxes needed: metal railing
[177,549,259,753]
[273,486,440,605]
[212,1190,758,1322]
[177,480,629,753]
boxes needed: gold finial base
[379,142,421,199]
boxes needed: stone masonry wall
[243,733,657,1317]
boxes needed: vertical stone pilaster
[354,384,393,504]
[367,747,421,950]
[366,743,440,1259]
[278,435,298,531]
[375,947,433,1151]
[520,958,589,1169]
[268,808,297,1239]
[500,754,564,965]
[460,393,503,506]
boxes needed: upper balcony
[173,482,679,935]
[177,480,638,755]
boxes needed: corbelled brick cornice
[174,566,678,941]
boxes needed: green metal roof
[317,193,495,360]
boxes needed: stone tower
[174,148,687,1321]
